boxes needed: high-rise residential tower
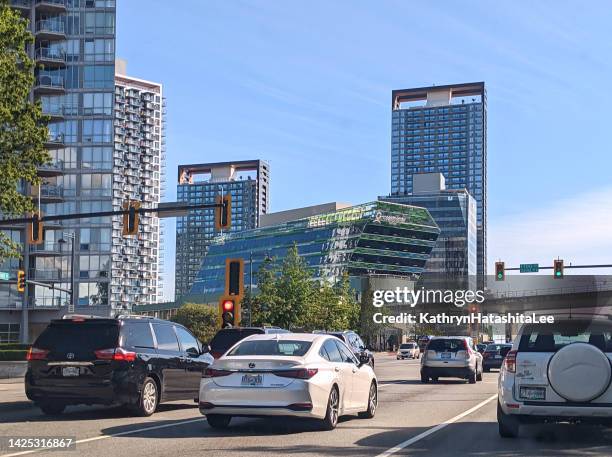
[112,63,165,310]
[391,82,486,281]
[1,0,117,341]
[175,160,270,299]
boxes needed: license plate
[520,386,546,400]
[241,373,263,386]
[441,352,451,359]
[62,367,80,377]
[495,355,502,359]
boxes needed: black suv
[25,315,213,416]
[317,331,374,368]
[209,326,289,359]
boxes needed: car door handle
[334,366,341,372]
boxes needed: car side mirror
[358,353,370,367]
[199,343,211,355]
[187,347,200,357]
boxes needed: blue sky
[116,1,612,300]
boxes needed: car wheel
[476,365,483,381]
[206,414,232,429]
[358,382,377,419]
[497,402,519,438]
[468,370,477,384]
[396,356,400,360]
[132,377,159,417]
[321,386,340,430]
[39,401,66,415]
[420,373,429,383]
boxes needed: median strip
[375,394,497,457]
[1,417,207,457]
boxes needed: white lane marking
[0,417,206,457]
[375,393,497,457]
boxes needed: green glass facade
[188,201,440,304]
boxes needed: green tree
[249,256,279,326]
[172,303,218,343]
[0,2,50,260]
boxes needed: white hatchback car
[498,316,612,438]
[199,333,378,430]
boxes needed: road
[0,353,610,456]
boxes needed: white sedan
[199,333,378,430]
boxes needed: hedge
[0,350,28,361]
[0,344,30,351]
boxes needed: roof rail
[61,314,105,320]
[116,314,156,320]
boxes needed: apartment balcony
[29,241,66,256]
[30,183,64,201]
[37,159,64,177]
[45,132,65,148]
[34,74,65,95]
[35,19,66,40]
[42,105,65,120]
[35,47,66,67]
[10,0,31,13]
[34,0,66,14]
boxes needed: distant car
[396,342,419,360]
[199,333,377,430]
[476,343,488,354]
[482,344,512,372]
[420,336,483,384]
[209,327,289,359]
[25,315,213,416]
[498,316,612,438]
[317,331,374,368]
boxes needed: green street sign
[0,272,9,281]
[520,263,539,273]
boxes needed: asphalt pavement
[0,354,610,456]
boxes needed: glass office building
[187,201,440,305]
[1,0,116,341]
[175,160,270,299]
[391,83,486,282]
[381,189,477,289]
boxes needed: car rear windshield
[400,344,415,349]
[485,344,511,352]
[35,321,119,353]
[210,329,265,352]
[518,321,612,352]
[427,339,466,352]
[227,340,312,357]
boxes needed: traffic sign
[520,263,539,273]
[0,272,9,280]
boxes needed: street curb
[0,361,27,379]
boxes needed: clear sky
[116,1,612,300]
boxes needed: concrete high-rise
[391,82,486,281]
[1,0,117,341]
[174,160,270,299]
[111,62,165,310]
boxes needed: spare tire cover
[548,342,611,402]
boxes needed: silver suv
[420,336,483,384]
[498,315,612,438]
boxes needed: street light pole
[59,233,76,313]
[249,251,253,327]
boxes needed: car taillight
[504,350,517,373]
[94,347,136,362]
[273,368,318,379]
[27,347,49,361]
[203,368,232,378]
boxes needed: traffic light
[554,259,564,279]
[122,201,141,236]
[219,297,236,328]
[495,261,505,281]
[226,258,244,297]
[27,213,43,245]
[215,194,231,231]
[17,270,26,293]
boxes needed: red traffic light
[222,300,234,312]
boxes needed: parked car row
[24,316,376,430]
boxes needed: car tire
[132,377,159,417]
[321,386,340,430]
[497,402,519,438]
[206,414,232,429]
[420,373,429,383]
[468,370,477,384]
[358,381,377,419]
[476,365,483,381]
[39,401,66,415]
